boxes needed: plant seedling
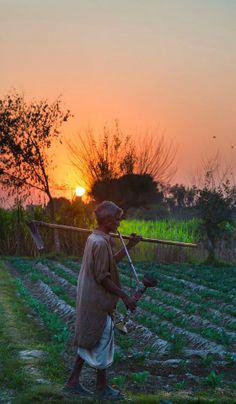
[130,371,150,384]
[113,351,123,364]
[116,334,134,350]
[203,371,224,388]
[174,381,186,390]
[169,334,185,355]
[111,375,126,388]
[201,354,214,369]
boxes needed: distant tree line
[1,91,236,262]
[1,181,236,262]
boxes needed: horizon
[1,0,236,202]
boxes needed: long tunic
[74,230,120,349]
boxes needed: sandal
[96,385,124,401]
[63,383,93,397]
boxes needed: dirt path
[0,261,72,403]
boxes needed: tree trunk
[206,237,216,263]
[49,197,61,254]
[16,202,21,255]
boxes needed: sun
[75,186,86,197]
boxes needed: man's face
[106,214,122,233]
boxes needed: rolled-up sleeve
[93,241,111,284]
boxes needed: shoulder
[88,234,109,250]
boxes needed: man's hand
[126,233,142,249]
[101,278,137,312]
[122,294,137,312]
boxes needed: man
[65,201,141,400]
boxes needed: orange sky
[1,0,236,201]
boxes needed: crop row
[30,259,236,335]
[131,260,236,290]
[40,261,236,350]
[118,262,236,306]
[119,273,236,332]
[144,263,236,294]
[11,258,236,359]
[134,276,236,318]
[36,259,236,331]
[8,258,236,392]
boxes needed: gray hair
[95,201,123,223]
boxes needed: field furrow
[140,295,236,344]
[6,258,236,395]
[119,273,236,330]
[34,262,77,298]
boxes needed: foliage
[111,375,126,388]
[196,181,236,262]
[167,184,198,208]
[174,381,187,390]
[91,173,158,210]
[201,354,214,369]
[130,370,150,384]
[203,371,224,388]
[0,91,71,217]
[0,199,95,256]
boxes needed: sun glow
[75,186,86,197]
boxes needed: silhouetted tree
[167,184,198,211]
[91,173,158,211]
[0,91,71,252]
[67,121,176,189]
[196,181,236,262]
[0,91,71,222]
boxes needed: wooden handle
[30,220,197,248]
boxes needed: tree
[91,173,158,211]
[196,181,236,262]
[0,91,71,252]
[167,184,198,209]
[67,121,176,190]
[0,91,71,221]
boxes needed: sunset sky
[1,0,236,200]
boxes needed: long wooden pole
[29,220,197,248]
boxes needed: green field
[120,219,199,244]
[1,256,236,403]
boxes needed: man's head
[95,201,123,233]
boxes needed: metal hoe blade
[27,221,44,250]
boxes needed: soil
[6,260,236,397]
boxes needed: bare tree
[67,121,176,189]
[136,132,176,183]
[192,152,235,189]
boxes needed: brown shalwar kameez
[74,230,120,349]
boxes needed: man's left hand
[127,233,142,249]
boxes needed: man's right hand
[122,294,137,312]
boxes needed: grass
[118,218,200,262]
[119,218,199,243]
[0,260,69,402]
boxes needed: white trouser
[77,315,114,369]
